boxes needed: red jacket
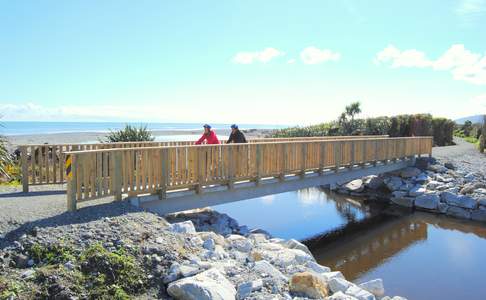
[195,130,220,145]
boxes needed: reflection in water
[214,188,377,240]
[307,212,427,280]
[308,212,486,300]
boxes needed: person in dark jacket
[226,124,247,143]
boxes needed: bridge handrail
[64,136,433,211]
[18,135,389,191]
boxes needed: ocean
[0,121,285,136]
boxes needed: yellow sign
[65,155,72,179]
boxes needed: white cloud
[300,46,341,65]
[1,102,180,122]
[375,45,432,68]
[232,47,284,64]
[287,58,296,64]
[375,44,486,85]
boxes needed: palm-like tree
[341,101,361,134]
[345,101,361,124]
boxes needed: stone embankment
[334,157,486,222]
[0,208,405,299]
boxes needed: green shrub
[432,117,455,146]
[271,107,454,146]
[104,125,155,143]
[0,131,12,180]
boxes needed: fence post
[318,142,325,175]
[228,146,235,189]
[279,143,286,181]
[334,141,341,172]
[350,141,356,168]
[159,148,168,199]
[20,146,29,193]
[256,144,262,185]
[66,154,77,211]
[113,151,122,201]
[196,147,204,194]
[300,143,307,178]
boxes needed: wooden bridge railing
[18,135,388,191]
[65,136,433,211]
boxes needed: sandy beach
[4,128,274,150]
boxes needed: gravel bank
[432,137,486,177]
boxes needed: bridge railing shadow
[0,200,144,249]
[0,190,66,199]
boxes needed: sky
[1,0,486,125]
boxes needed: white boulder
[328,277,354,293]
[345,285,376,300]
[358,279,385,297]
[169,221,196,234]
[167,268,236,300]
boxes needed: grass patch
[28,243,76,265]
[0,276,29,300]
[7,243,147,299]
[80,243,147,299]
[0,180,21,187]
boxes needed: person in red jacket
[195,124,220,145]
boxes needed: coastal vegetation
[0,119,20,185]
[272,102,455,146]
[104,124,155,143]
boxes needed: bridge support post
[196,147,204,194]
[228,146,235,190]
[256,144,262,185]
[20,146,29,193]
[300,143,307,178]
[158,148,168,200]
[67,154,77,212]
[334,141,341,173]
[318,142,325,175]
[113,152,122,201]
[279,143,287,181]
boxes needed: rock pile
[0,208,406,299]
[334,157,486,223]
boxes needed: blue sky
[1,0,485,125]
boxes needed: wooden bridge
[55,136,432,213]
[18,135,388,192]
